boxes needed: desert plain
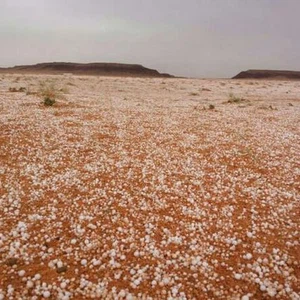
[0,74,299,299]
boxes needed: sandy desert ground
[0,74,299,299]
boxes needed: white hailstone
[18,270,26,277]
[130,269,136,275]
[260,284,266,292]
[119,290,126,297]
[234,273,242,280]
[71,239,77,245]
[81,259,87,266]
[60,282,67,289]
[43,291,51,298]
[254,278,260,284]
[34,274,41,280]
[26,281,34,288]
[92,259,100,266]
[241,295,250,300]
[87,223,96,230]
[126,294,133,300]
[134,251,140,257]
[245,253,252,260]
[57,261,63,268]
[7,286,14,294]
[247,232,253,238]
[263,258,268,264]
[267,287,277,297]
[0,294,4,300]
[120,255,126,260]
[133,279,141,286]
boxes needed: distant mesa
[233,69,300,80]
[0,62,174,78]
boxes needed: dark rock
[6,258,18,266]
[56,266,68,273]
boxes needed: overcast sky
[1,0,299,77]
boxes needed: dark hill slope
[233,69,300,80]
[0,62,174,77]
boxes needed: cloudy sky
[1,0,299,77]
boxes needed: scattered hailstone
[18,270,25,277]
[267,287,277,297]
[57,261,63,268]
[43,291,51,298]
[119,290,126,298]
[244,253,252,260]
[60,282,67,289]
[133,279,141,286]
[241,295,250,300]
[260,284,267,292]
[87,223,96,230]
[92,259,101,266]
[234,273,242,280]
[81,259,87,266]
[247,232,253,238]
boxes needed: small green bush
[43,97,55,106]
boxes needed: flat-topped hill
[0,62,174,78]
[233,69,300,80]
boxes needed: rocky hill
[0,62,174,78]
[233,69,300,80]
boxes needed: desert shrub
[209,104,215,110]
[38,82,59,99]
[9,87,26,92]
[43,97,56,106]
[228,93,244,103]
[38,82,65,106]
